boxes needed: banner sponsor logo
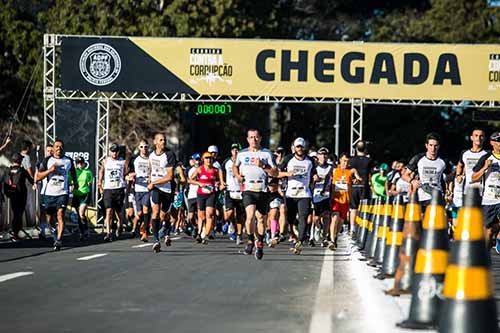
[188,48,233,87]
[79,43,121,86]
[489,54,500,91]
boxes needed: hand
[313,175,319,182]
[236,175,244,184]
[411,179,421,189]
[98,183,103,193]
[219,183,226,191]
[4,136,12,145]
[455,174,464,184]
[32,184,37,191]
[147,183,154,191]
[48,164,57,173]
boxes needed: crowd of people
[1,127,499,259]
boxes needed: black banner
[56,100,97,179]
[60,37,197,94]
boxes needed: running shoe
[495,238,500,255]
[115,227,122,239]
[152,241,161,253]
[222,222,229,234]
[255,241,264,260]
[236,235,242,245]
[321,239,329,248]
[53,240,62,251]
[140,233,148,242]
[103,233,112,242]
[244,241,254,255]
[196,235,203,244]
[308,239,316,247]
[314,228,321,242]
[279,234,287,243]
[229,233,237,241]
[328,241,336,251]
[202,237,209,245]
[293,241,303,255]
[269,237,278,248]
[165,235,172,247]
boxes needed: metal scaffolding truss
[43,33,499,223]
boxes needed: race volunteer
[37,138,78,251]
[233,128,278,260]
[279,137,316,255]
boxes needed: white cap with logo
[293,137,306,148]
[208,145,219,153]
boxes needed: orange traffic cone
[385,192,422,296]
[372,197,393,267]
[438,188,499,333]
[380,194,405,278]
[365,197,383,260]
[356,199,370,250]
[397,189,449,329]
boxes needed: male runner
[312,147,333,247]
[233,128,278,260]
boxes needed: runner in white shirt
[98,143,127,242]
[450,128,488,227]
[222,143,245,244]
[279,137,316,255]
[472,131,500,249]
[233,128,278,260]
[312,147,333,247]
[186,153,201,239]
[408,133,447,213]
[147,133,176,253]
[36,138,77,251]
[128,140,151,242]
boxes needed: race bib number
[292,187,306,197]
[335,181,348,192]
[247,180,265,192]
[229,191,242,200]
[49,176,65,191]
[269,198,282,209]
[201,185,214,194]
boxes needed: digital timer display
[196,103,232,115]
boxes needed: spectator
[371,163,389,199]
[0,135,12,152]
[3,153,33,241]
[20,140,34,179]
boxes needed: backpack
[4,167,22,198]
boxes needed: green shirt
[74,168,93,196]
[371,173,388,198]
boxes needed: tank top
[197,165,217,195]
[103,157,126,190]
[331,167,353,204]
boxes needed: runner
[389,165,413,203]
[36,138,78,251]
[279,137,316,255]
[348,140,373,237]
[328,153,362,250]
[312,147,333,247]
[128,140,151,242]
[190,152,225,244]
[471,131,500,250]
[36,143,54,240]
[233,128,278,260]
[450,128,487,228]
[147,133,176,253]
[186,153,201,239]
[98,143,127,242]
[72,156,93,241]
[408,132,447,213]
[222,143,245,244]
[266,177,283,247]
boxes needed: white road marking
[309,249,334,333]
[132,244,151,248]
[0,272,34,283]
[77,253,108,261]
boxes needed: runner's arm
[471,153,491,183]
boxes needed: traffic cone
[365,197,383,260]
[385,192,422,296]
[438,188,499,333]
[356,199,370,250]
[397,189,449,329]
[371,197,393,268]
[379,195,405,278]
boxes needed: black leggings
[286,197,311,242]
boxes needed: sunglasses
[295,145,304,149]
[139,145,148,149]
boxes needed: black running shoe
[103,233,112,242]
[308,239,316,247]
[255,241,264,260]
[244,241,254,255]
[53,240,62,251]
[196,235,202,244]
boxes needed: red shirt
[197,165,217,195]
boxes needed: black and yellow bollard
[356,199,370,250]
[372,197,393,267]
[379,195,405,278]
[397,189,449,329]
[366,197,383,260]
[385,192,422,296]
[438,188,499,333]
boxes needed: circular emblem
[79,43,121,86]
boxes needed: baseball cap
[208,145,218,153]
[309,151,318,158]
[318,147,329,154]
[191,153,201,160]
[276,146,285,153]
[231,143,242,150]
[109,143,119,152]
[293,137,306,148]
[380,163,389,171]
[490,131,500,142]
[75,156,85,164]
[202,152,212,159]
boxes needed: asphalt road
[1,232,497,333]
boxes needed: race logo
[188,48,233,86]
[79,43,121,86]
[489,54,500,90]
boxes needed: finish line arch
[42,34,500,223]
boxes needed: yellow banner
[130,37,500,101]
